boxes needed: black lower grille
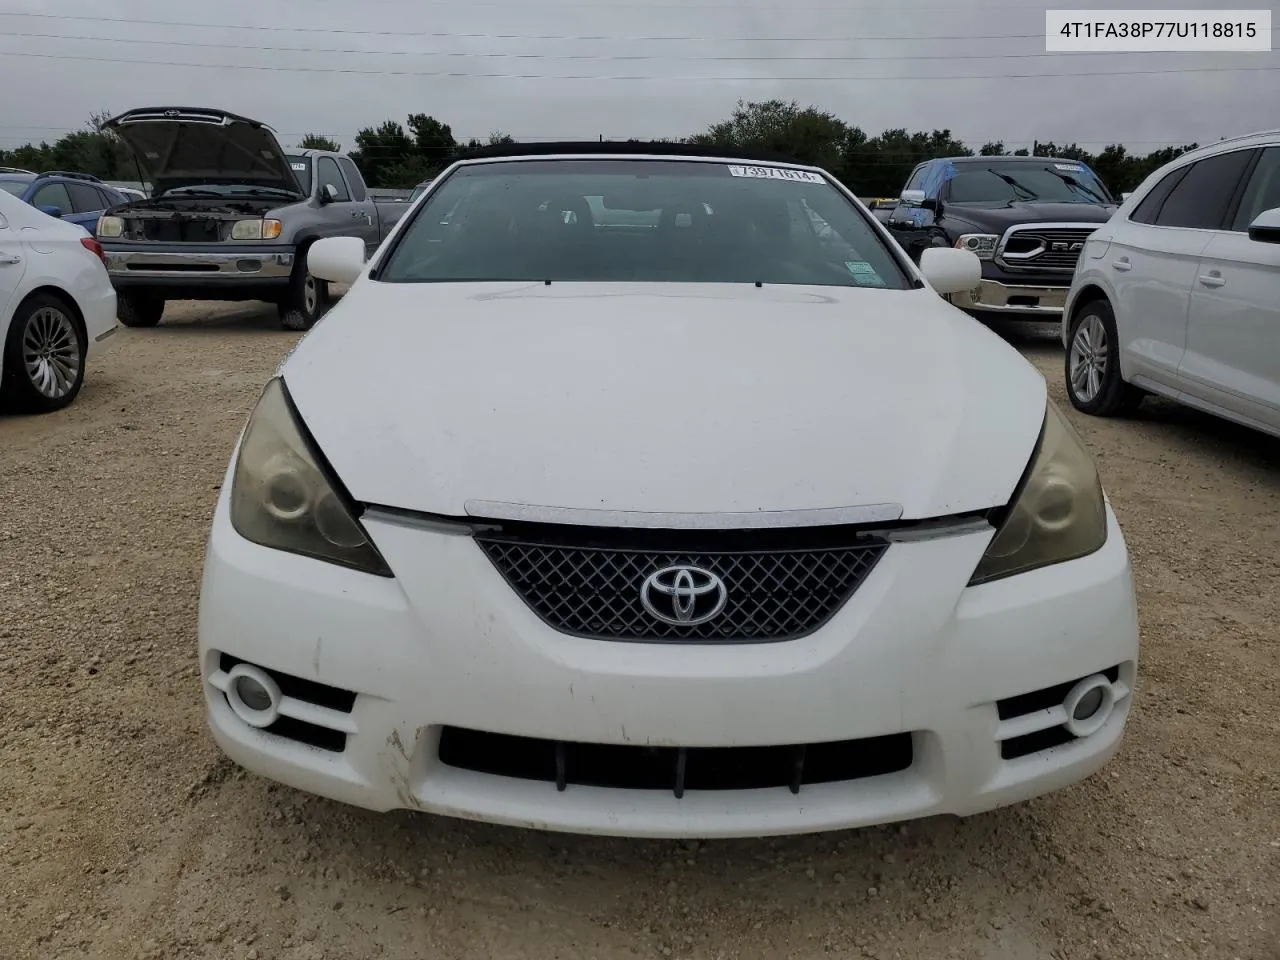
[218,653,354,753]
[437,727,913,795]
[474,526,888,643]
[998,665,1121,760]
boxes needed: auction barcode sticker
[727,165,825,183]
[1046,10,1271,50]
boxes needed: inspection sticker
[290,162,307,171]
[845,261,887,286]
[1054,163,1085,172]
[727,165,825,183]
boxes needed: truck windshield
[378,158,911,290]
[285,155,312,194]
[947,163,1113,205]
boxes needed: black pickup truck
[880,156,1119,321]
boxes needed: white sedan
[198,147,1139,838]
[0,190,117,413]
[1064,130,1280,435]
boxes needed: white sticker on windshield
[291,162,307,171]
[727,165,825,184]
[845,261,887,286]
[1054,163,1084,172]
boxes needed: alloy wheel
[1069,313,1108,403]
[21,306,81,400]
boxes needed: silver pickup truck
[96,107,410,330]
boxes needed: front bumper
[949,279,1069,318]
[102,243,295,289]
[197,491,1139,839]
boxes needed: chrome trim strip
[462,500,906,529]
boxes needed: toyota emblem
[640,565,728,627]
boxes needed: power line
[5,28,1225,61]
[1,47,1275,81]
[0,11,1078,43]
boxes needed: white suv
[1062,130,1280,436]
[0,190,118,413]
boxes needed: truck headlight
[968,401,1107,585]
[955,234,998,260]
[230,219,283,240]
[229,378,391,576]
[97,216,124,238]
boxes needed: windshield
[378,159,911,289]
[161,183,298,199]
[947,162,1113,204]
[285,155,312,194]
[0,179,28,197]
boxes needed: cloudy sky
[0,0,1276,155]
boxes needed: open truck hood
[102,107,304,198]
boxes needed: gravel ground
[1,302,1277,960]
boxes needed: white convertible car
[198,144,1139,838]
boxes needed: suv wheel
[1065,299,1143,416]
[1,293,86,413]
[118,294,165,328]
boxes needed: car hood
[280,282,1047,522]
[102,107,303,198]
[942,200,1117,231]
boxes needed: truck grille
[996,224,1099,272]
[126,217,225,243]
[474,525,888,643]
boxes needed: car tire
[1065,299,1143,416]
[278,256,329,332]
[0,292,87,414]
[117,294,165,328]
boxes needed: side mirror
[38,204,63,218]
[318,183,339,205]
[1247,207,1280,244]
[919,247,981,296]
[899,189,926,206]
[308,236,366,284]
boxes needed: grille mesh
[475,533,888,642]
[999,226,1098,271]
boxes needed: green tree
[979,141,1006,156]
[348,120,415,188]
[299,133,341,151]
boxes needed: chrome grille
[475,530,889,643]
[996,224,1099,272]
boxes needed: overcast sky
[0,0,1276,155]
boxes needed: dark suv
[0,168,127,233]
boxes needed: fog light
[224,663,282,728]
[1072,686,1104,721]
[234,675,273,711]
[1062,674,1116,738]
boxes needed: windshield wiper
[991,172,1039,200]
[1048,171,1109,204]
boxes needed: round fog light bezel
[225,663,282,729]
[1062,674,1116,738]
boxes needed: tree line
[2,100,1201,197]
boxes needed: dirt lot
[1,301,1277,960]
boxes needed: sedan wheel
[0,294,87,413]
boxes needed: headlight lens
[229,378,391,576]
[230,219,282,240]
[968,401,1107,585]
[954,233,998,259]
[97,215,124,238]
